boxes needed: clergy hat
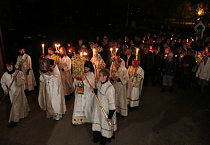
[49,59,54,65]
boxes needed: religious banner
[71,53,86,94]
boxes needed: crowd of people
[1,30,210,145]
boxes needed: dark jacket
[123,54,136,68]
[141,51,154,71]
[162,59,176,76]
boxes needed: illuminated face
[6,65,13,72]
[48,50,54,55]
[165,48,170,54]
[59,49,64,55]
[19,49,25,55]
[99,72,107,82]
[84,67,90,73]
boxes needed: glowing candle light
[110,48,113,56]
[80,52,83,56]
[42,44,45,54]
[115,48,118,56]
[55,44,58,51]
[84,52,87,56]
[136,48,139,60]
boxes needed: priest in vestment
[1,61,30,128]
[56,47,74,96]
[72,61,95,125]
[110,57,129,116]
[90,48,106,85]
[15,48,36,91]
[45,47,58,63]
[38,60,66,120]
[127,59,144,108]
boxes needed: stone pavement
[0,82,209,145]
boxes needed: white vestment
[72,72,95,125]
[92,81,117,138]
[15,53,36,91]
[57,56,74,96]
[1,70,30,123]
[127,66,144,107]
[38,65,66,120]
[110,64,129,116]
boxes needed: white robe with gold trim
[15,53,36,91]
[72,72,95,124]
[127,66,144,107]
[1,70,30,123]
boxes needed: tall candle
[55,44,58,51]
[136,48,139,60]
[110,48,113,56]
[115,48,118,56]
[42,44,45,54]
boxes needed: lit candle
[110,48,113,56]
[55,44,58,51]
[170,38,172,40]
[115,48,118,56]
[84,52,87,56]
[186,39,188,42]
[42,44,45,54]
[136,48,139,60]
[80,52,83,56]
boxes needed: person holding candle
[56,47,74,98]
[110,57,129,116]
[127,59,144,108]
[15,48,36,92]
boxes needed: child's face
[6,65,13,71]
[99,73,107,82]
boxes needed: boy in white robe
[1,61,30,128]
[92,69,117,145]
[38,60,66,120]
[15,48,36,91]
[110,57,129,116]
[72,61,95,124]
[127,59,144,108]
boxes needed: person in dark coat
[123,47,136,69]
[140,45,154,86]
[161,53,176,92]
[180,49,196,89]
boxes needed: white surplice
[56,56,74,96]
[127,65,144,107]
[1,70,30,123]
[72,71,95,125]
[110,64,129,116]
[38,65,66,120]
[15,53,36,91]
[92,81,117,138]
